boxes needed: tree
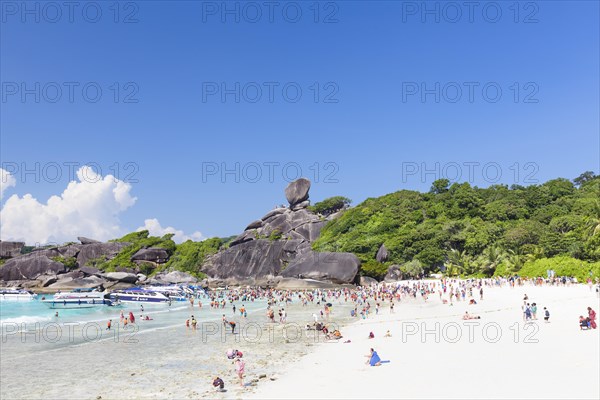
[585,200,600,237]
[573,171,597,187]
[506,250,525,274]
[309,196,352,216]
[479,246,506,276]
[400,259,424,279]
[446,248,475,276]
[430,179,450,194]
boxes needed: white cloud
[0,166,137,244]
[137,218,204,244]
[0,168,17,199]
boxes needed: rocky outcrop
[76,242,129,267]
[201,178,360,285]
[47,275,106,290]
[384,265,401,282]
[79,266,101,276]
[280,251,360,284]
[78,236,101,245]
[39,274,59,287]
[0,241,24,258]
[360,276,378,286]
[103,272,138,283]
[290,200,310,211]
[24,244,83,261]
[131,248,169,263]
[233,208,326,246]
[0,254,66,281]
[285,178,310,206]
[155,271,197,284]
[202,239,311,281]
[376,244,388,262]
[245,220,263,230]
[275,277,343,290]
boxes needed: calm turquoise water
[1,294,268,331]
[1,293,353,399]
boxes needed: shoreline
[1,282,599,399]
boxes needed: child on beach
[212,377,225,392]
[544,307,550,323]
[234,358,245,386]
[106,320,112,330]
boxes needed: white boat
[144,285,188,301]
[109,289,171,304]
[42,288,112,309]
[0,289,37,301]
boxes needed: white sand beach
[250,284,600,399]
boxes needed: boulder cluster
[0,238,196,292]
[202,178,360,286]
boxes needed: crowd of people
[90,275,597,394]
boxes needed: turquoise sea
[1,293,353,399]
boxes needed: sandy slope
[250,284,600,399]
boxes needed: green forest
[312,172,600,281]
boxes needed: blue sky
[1,1,599,243]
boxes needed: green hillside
[312,172,600,281]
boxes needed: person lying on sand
[384,330,392,337]
[463,311,481,320]
[325,329,343,340]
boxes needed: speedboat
[42,288,111,309]
[144,285,188,302]
[0,289,37,301]
[109,289,171,304]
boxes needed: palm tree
[585,200,600,237]
[506,249,525,274]
[525,246,545,263]
[480,246,506,276]
[447,248,475,276]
